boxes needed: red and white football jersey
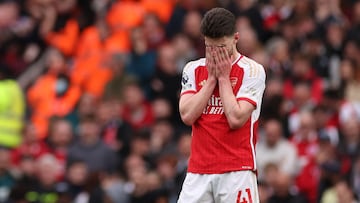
[180,55,266,174]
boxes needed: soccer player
[177,7,266,203]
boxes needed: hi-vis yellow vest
[0,80,25,148]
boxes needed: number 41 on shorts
[236,188,253,203]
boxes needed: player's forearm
[179,78,217,125]
[218,77,247,129]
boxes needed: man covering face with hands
[178,7,266,203]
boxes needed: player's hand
[213,46,232,80]
[206,46,217,82]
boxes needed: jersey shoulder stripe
[183,58,206,73]
[236,56,266,81]
[180,58,206,96]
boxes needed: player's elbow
[227,117,247,130]
[228,120,243,130]
[180,112,196,126]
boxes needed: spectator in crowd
[259,0,291,38]
[302,32,329,79]
[150,43,183,125]
[256,118,299,181]
[321,89,348,127]
[320,178,358,203]
[11,122,50,168]
[142,13,167,51]
[175,130,191,194]
[312,105,339,147]
[80,53,118,100]
[165,0,205,39]
[71,16,130,99]
[123,154,149,202]
[317,159,343,203]
[129,129,151,163]
[314,0,345,25]
[227,0,268,42]
[265,37,292,79]
[62,160,89,202]
[343,39,360,68]
[181,10,205,58]
[260,78,287,128]
[25,153,62,203]
[267,171,308,203]
[106,0,145,33]
[47,118,74,180]
[151,97,173,122]
[0,0,47,77]
[337,118,360,162]
[340,58,360,103]
[236,16,268,65]
[126,26,157,96]
[43,0,80,57]
[171,33,197,73]
[287,82,317,135]
[103,53,137,101]
[283,52,324,106]
[0,68,25,148]
[324,21,346,89]
[96,98,133,158]
[100,171,131,203]
[351,155,360,199]
[258,181,271,203]
[149,119,177,158]
[155,154,179,202]
[27,47,81,139]
[82,172,113,203]
[67,116,117,173]
[8,155,37,203]
[66,92,98,130]
[121,81,154,130]
[347,0,360,40]
[0,148,16,202]
[290,111,320,203]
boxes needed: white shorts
[177,170,259,203]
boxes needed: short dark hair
[79,114,98,125]
[200,7,236,38]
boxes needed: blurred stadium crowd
[0,0,360,202]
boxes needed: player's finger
[221,47,229,61]
[213,48,220,64]
[216,46,223,59]
[212,47,219,61]
[206,46,211,60]
[220,46,225,57]
[220,47,227,61]
[206,47,214,66]
[218,46,225,61]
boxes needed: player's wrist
[217,76,230,83]
[207,75,217,84]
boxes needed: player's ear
[234,32,239,44]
